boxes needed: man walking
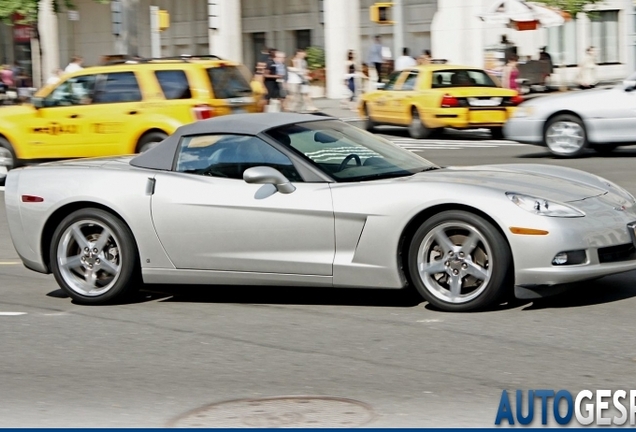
[368,35,383,82]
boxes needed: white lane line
[0,186,5,192]
[0,261,21,265]
[0,312,27,316]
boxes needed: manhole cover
[167,395,376,428]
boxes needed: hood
[0,104,36,118]
[523,86,615,107]
[407,165,607,203]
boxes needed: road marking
[0,261,21,265]
[382,136,532,151]
[0,186,5,192]
[0,312,27,316]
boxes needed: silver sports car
[5,114,636,311]
[505,73,636,157]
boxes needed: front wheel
[50,208,140,304]
[0,137,19,185]
[544,114,587,157]
[407,210,512,312]
[363,104,375,132]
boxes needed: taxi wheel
[136,131,168,154]
[490,127,504,140]
[363,104,375,132]
[0,137,18,184]
[408,108,430,139]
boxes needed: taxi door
[28,74,103,159]
[388,70,420,125]
[368,71,406,123]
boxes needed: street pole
[624,0,635,75]
[393,0,404,61]
[150,6,160,58]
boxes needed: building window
[591,10,619,64]
[295,30,311,50]
[252,32,266,69]
[547,19,577,66]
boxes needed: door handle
[69,114,80,119]
[127,110,138,115]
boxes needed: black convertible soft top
[130,113,331,171]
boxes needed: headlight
[506,193,585,217]
[513,106,534,118]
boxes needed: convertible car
[5,114,636,311]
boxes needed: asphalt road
[1,131,636,427]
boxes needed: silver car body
[504,81,636,146]
[5,114,636,299]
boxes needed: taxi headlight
[506,193,585,218]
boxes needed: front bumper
[503,117,545,144]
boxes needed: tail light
[441,94,459,108]
[510,93,524,106]
[192,104,215,121]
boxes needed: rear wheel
[407,210,512,312]
[136,131,168,153]
[50,208,140,305]
[544,114,587,157]
[408,107,430,139]
[490,127,504,140]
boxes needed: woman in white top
[286,49,317,112]
[577,46,597,90]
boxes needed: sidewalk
[310,98,362,120]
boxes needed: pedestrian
[368,35,383,82]
[577,46,597,90]
[251,63,268,112]
[417,49,432,66]
[501,54,519,91]
[341,50,358,111]
[0,64,14,89]
[286,49,317,112]
[501,35,517,64]
[263,49,282,111]
[46,68,63,86]
[64,55,84,73]
[395,47,416,71]
[275,51,289,111]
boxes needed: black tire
[136,131,168,153]
[490,127,504,140]
[543,114,588,157]
[591,144,618,155]
[0,137,19,185]
[50,208,140,305]
[407,210,512,312]
[363,104,375,132]
[408,107,430,139]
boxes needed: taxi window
[93,72,142,103]
[383,71,404,91]
[431,69,497,88]
[401,71,419,91]
[206,66,252,99]
[44,75,96,107]
[155,70,192,99]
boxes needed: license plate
[468,110,506,124]
[468,98,502,107]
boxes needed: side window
[383,71,404,91]
[155,70,192,100]
[401,71,419,91]
[93,72,142,103]
[44,75,96,107]
[175,134,302,182]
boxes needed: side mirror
[243,166,296,194]
[623,80,636,92]
[31,96,44,109]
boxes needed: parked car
[504,72,636,157]
[5,114,636,312]
[360,64,523,139]
[0,55,258,177]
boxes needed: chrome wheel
[416,222,492,304]
[0,146,14,171]
[545,120,585,156]
[56,220,122,297]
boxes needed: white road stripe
[0,186,5,192]
[0,312,27,316]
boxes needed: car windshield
[266,120,438,182]
[432,69,497,88]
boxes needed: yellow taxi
[360,64,522,139]
[0,56,258,175]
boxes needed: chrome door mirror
[623,80,636,92]
[243,166,296,194]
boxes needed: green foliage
[305,46,325,71]
[532,0,604,17]
[0,0,109,25]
